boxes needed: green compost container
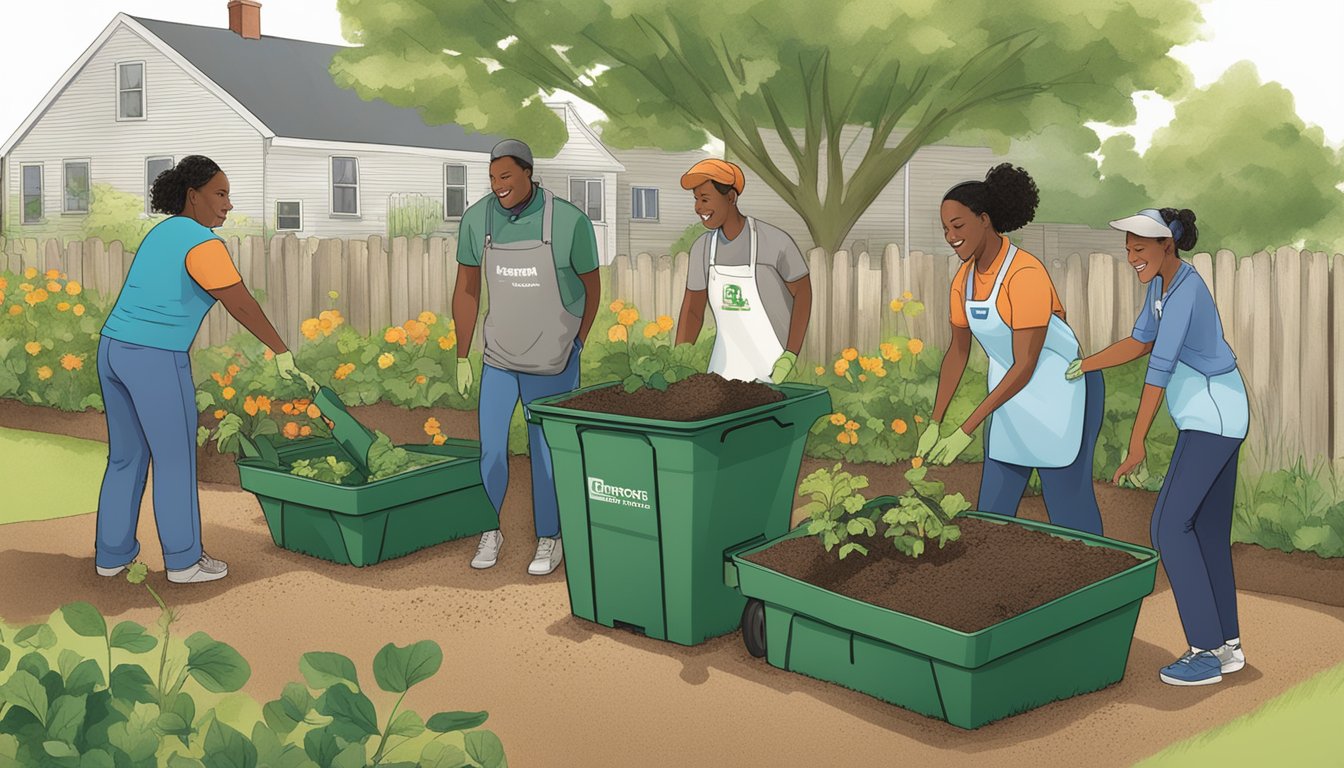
[526,382,831,646]
[726,499,1160,729]
[237,437,498,567]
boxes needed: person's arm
[675,240,709,345]
[1081,337,1153,372]
[207,282,288,354]
[783,276,811,354]
[452,264,481,357]
[577,269,600,346]
[1114,289,1195,483]
[932,323,971,423]
[959,326,1047,433]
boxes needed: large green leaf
[388,710,425,739]
[158,691,197,747]
[303,728,341,768]
[14,625,57,650]
[46,695,87,745]
[372,641,442,693]
[60,603,108,639]
[109,665,156,705]
[262,683,314,736]
[331,743,366,768]
[185,633,251,693]
[299,652,360,692]
[63,660,104,697]
[464,730,506,768]
[418,742,469,768]
[0,672,49,726]
[106,706,158,765]
[202,720,257,768]
[109,622,157,654]
[315,685,379,741]
[167,755,207,768]
[250,722,314,768]
[78,749,116,768]
[0,647,9,673]
[43,741,79,759]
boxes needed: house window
[64,160,91,214]
[569,178,604,222]
[145,156,173,215]
[444,164,467,218]
[631,187,659,221]
[276,201,302,231]
[331,157,359,215]
[21,164,43,224]
[117,62,145,120]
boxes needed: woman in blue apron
[919,164,1105,536]
[1070,207,1248,686]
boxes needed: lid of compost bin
[314,386,376,475]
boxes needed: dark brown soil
[746,516,1141,633]
[554,373,785,421]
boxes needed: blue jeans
[1151,430,1242,650]
[94,336,203,571]
[978,370,1105,535]
[478,342,582,538]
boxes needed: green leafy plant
[290,455,359,485]
[367,431,447,482]
[797,463,876,559]
[620,343,702,393]
[880,466,969,558]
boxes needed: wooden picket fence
[3,234,1341,464]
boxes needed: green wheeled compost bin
[526,382,831,646]
[726,498,1160,728]
[236,394,498,566]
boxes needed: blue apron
[966,244,1086,468]
[1151,273,1249,439]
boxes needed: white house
[0,3,625,263]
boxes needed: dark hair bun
[983,163,1038,232]
[1158,207,1199,251]
[150,155,223,215]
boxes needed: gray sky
[1,0,1341,153]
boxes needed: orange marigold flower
[829,413,847,426]
[875,368,888,378]
[60,353,83,371]
[432,434,447,446]
[37,366,53,381]
[301,318,321,340]
[283,422,300,439]
[845,420,860,432]
[19,283,33,293]
[438,334,457,351]
[8,306,22,316]
[608,324,628,343]
[903,291,913,300]
[243,396,259,416]
[25,289,48,306]
[56,302,70,312]
[23,267,37,280]
[221,386,236,400]
[45,269,60,280]
[841,348,858,361]
[415,374,427,385]
[890,299,905,313]
[255,395,272,414]
[378,352,395,369]
[656,315,674,332]
[403,319,430,345]
[263,348,274,360]
[859,374,868,382]
[418,311,437,326]
[214,409,226,420]
[227,364,240,376]
[281,402,295,415]
[617,307,639,327]
[836,431,853,445]
[814,366,825,375]
[891,419,908,434]
[318,317,334,335]
[833,358,849,376]
[73,304,85,316]
[0,276,7,291]
[24,341,41,356]
[643,322,660,339]
[424,417,442,436]
[908,338,925,355]
[914,415,925,423]
[609,299,625,313]
[47,281,62,293]
[300,425,312,437]
[384,327,408,345]
[306,404,321,419]
[66,281,82,296]
[333,362,356,380]
[911,456,924,469]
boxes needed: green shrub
[0,269,105,411]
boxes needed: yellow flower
[903,291,913,300]
[415,374,427,385]
[609,299,625,313]
[328,290,340,300]
[432,434,447,446]
[8,306,22,316]
[424,417,442,436]
[214,409,226,420]
[319,309,344,332]
[911,456,924,469]
[841,348,858,361]
[419,311,437,326]
[845,420,860,432]
[618,307,639,327]
[875,368,887,378]
[244,396,259,417]
[890,300,905,313]
[0,293,5,305]
[891,419,908,434]
[438,332,458,351]
[25,289,48,306]
[37,366,53,381]
[378,352,395,369]
[914,415,925,424]
[306,403,321,419]
[264,349,275,361]
[24,341,41,356]
[301,318,321,340]
[814,366,825,375]
[221,386,236,400]
[403,319,430,345]
[60,354,84,372]
[23,267,36,279]
[608,324,628,343]
[656,315,674,332]
[227,364,241,376]
[46,281,61,293]
[0,277,7,291]
[255,396,272,414]
[334,362,356,380]
[318,317,334,335]
[45,269,60,281]
[859,374,868,382]
[643,322,660,339]
[908,338,925,355]
[836,431,854,445]
[56,302,70,312]
[66,281,82,296]
[384,327,408,346]
[73,304,85,316]
[19,283,33,293]
[833,358,849,376]
[829,413,847,426]
[283,422,300,439]
[300,425,312,437]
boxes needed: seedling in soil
[621,342,702,393]
[881,465,968,558]
[797,463,877,559]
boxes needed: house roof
[132,16,502,153]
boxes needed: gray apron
[481,190,581,374]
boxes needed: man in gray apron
[452,139,601,575]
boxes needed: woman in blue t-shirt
[1070,207,1248,687]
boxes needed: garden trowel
[313,386,376,477]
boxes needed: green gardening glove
[1119,462,1151,490]
[1066,358,1084,381]
[456,358,474,397]
[929,428,974,466]
[771,351,797,383]
[275,351,318,393]
[916,420,941,458]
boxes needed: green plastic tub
[726,499,1160,728]
[237,436,497,567]
[527,382,831,646]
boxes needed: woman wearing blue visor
[1070,207,1248,687]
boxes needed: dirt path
[4,399,1344,765]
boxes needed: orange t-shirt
[185,240,243,290]
[949,237,1065,329]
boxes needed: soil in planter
[555,373,785,421]
[744,517,1140,633]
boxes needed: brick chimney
[228,0,261,40]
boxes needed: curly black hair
[1157,207,1199,252]
[943,163,1039,233]
[149,155,223,215]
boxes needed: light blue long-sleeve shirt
[1131,261,1239,389]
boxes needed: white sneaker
[528,536,563,576]
[96,563,128,577]
[471,530,503,569]
[1213,641,1245,673]
[166,553,229,584]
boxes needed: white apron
[706,218,785,382]
[1151,271,1249,439]
[966,243,1086,468]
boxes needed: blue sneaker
[1160,650,1223,686]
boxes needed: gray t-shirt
[686,219,809,348]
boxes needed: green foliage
[0,270,106,410]
[796,464,875,559]
[881,466,968,558]
[387,196,445,240]
[1233,460,1344,558]
[290,455,359,485]
[620,343,702,393]
[366,431,447,482]
[668,223,708,259]
[333,0,1197,250]
[82,184,154,251]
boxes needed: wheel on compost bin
[741,599,767,658]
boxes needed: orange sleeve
[185,240,243,290]
[1001,265,1056,329]
[948,263,969,328]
